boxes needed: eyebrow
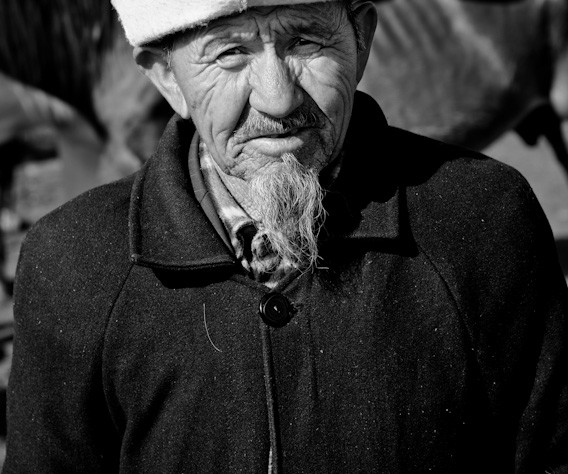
[288,20,339,40]
[197,32,253,56]
[197,15,341,54]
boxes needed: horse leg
[540,110,568,179]
[515,104,568,178]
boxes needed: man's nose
[249,50,303,118]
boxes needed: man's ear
[353,1,378,83]
[133,46,191,119]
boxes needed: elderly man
[4,0,568,472]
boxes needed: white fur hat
[112,0,339,47]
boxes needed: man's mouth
[238,127,314,158]
[262,131,294,139]
[251,126,304,140]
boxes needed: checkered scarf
[199,141,298,288]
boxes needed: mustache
[232,105,324,143]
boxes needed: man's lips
[240,128,315,157]
[243,126,310,141]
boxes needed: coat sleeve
[513,201,568,473]
[470,166,568,472]
[474,171,568,472]
[409,154,568,472]
[3,185,131,473]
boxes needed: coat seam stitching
[413,239,484,381]
[100,261,137,434]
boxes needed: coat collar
[129,91,404,271]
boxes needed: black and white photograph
[0,0,567,472]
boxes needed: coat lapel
[323,91,402,243]
[128,116,237,271]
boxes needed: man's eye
[294,38,310,45]
[290,37,322,53]
[218,47,243,57]
[216,48,247,67]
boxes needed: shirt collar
[129,91,404,271]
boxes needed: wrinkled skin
[162,3,362,181]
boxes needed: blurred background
[0,0,568,468]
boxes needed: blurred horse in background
[0,0,172,202]
[359,0,568,171]
[0,1,172,302]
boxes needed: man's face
[168,3,359,181]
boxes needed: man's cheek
[311,91,349,137]
[300,68,354,108]
[187,79,218,113]
[303,53,356,83]
[212,93,249,146]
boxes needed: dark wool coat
[5,93,568,473]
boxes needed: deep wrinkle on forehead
[188,4,347,57]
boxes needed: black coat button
[259,292,293,327]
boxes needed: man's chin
[227,153,286,182]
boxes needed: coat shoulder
[395,127,566,354]
[19,173,135,271]
[396,126,557,284]
[14,174,136,331]
[390,127,547,245]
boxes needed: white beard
[249,153,326,271]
